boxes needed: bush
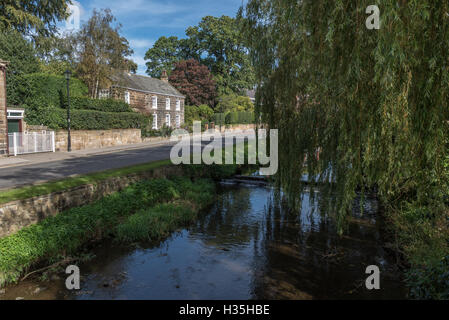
[15,73,87,108]
[25,105,151,131]
[184,105,214,126]
[60,96,133,113]
[225,111,255,124]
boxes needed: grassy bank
[0,159,171,205]
[0,163,240,287]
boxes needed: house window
[152,96,158,109]
[124,91,130,104]
[176,99,181,111]
[152,113,158,130]
[176,115,181,128]
[99,89,110,99]
[166,98,171,110]
[165,114,171,127]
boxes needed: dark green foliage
[225,111,254,125]
[14,73,87,108]
[25,105,150,131]
[60,96,133,113]
[407,256,449,300]
[0,30,40,105]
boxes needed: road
[0,143,178,190]
[0,134,255,190]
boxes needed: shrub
[16,73,87,108]
[25,105,151,131]
[60,96,133,113]
[225,111,255,124]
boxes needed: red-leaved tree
[169,59,217,107]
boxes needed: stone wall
[0,165,183,238]
[55,128,141,151]
[0,61,8,156]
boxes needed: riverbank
[0,164,240,288]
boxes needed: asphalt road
[0,142,178,190]
[0,134,254,190]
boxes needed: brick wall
[55,128,141,151]
[0,61,8,156]
[112,88,185,129]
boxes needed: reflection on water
[0,184,407,300]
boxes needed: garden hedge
[60,96,133,113]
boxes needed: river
[0,182,407,300]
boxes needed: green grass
[0,159,172,205]
[0,176,216,287]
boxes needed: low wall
[0,165,182,238]
[55,128,141,151]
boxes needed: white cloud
[129,38,155,49]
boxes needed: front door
[7,119,20,133]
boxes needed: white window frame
[152,96,158,109]
[124,91,130,104]
[7,109,25,119]
[176,99,181,111]
[165,114,171,127]
[166,98,171,110]
[175,115,181,128]
[152,113,158,130]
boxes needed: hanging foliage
[240,0,449,233]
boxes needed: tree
[144,16,254,94]
[186,16,255,95]
[169,59,217,107]
[75,9,134,98]
[216,94,254,113]
[242,0,449,236]
[145,36,183,78]
[0,30,40,104]
[0,0,69,36]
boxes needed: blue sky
[66,0,244,75]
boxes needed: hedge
[14,73,87,108]
[25,105,151,131]
[213,111,255,125]
[60,96,133,113]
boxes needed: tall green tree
[241,0,449,234]
[0,0,69,36]
[0,30,40,104]
[144,36,186,78]
[75,9,134,98]
[186,15,254,95]
[144,16,254,94]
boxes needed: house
[246,89,256,103]
[106,71,185,130]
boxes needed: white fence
[8,132,55,156]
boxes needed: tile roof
[111,72,184,98]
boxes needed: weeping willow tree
[240,1,449,234]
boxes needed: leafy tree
[75,9,134,98]
[169,59,217,107]
[0,30,40,104]
[144,36,184,78]
[216,93,254,113]
[186,15,254,95]
[0,0,69,36]
[144,16,254,94]
[241,0,449,237]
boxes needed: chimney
[161,70,168,82]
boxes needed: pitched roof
[111,72,184,98]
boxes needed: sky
[63,0,245,75]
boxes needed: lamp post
[64,69,72,152]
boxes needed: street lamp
[64,69,72,152]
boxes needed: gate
[8,132,55,156]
